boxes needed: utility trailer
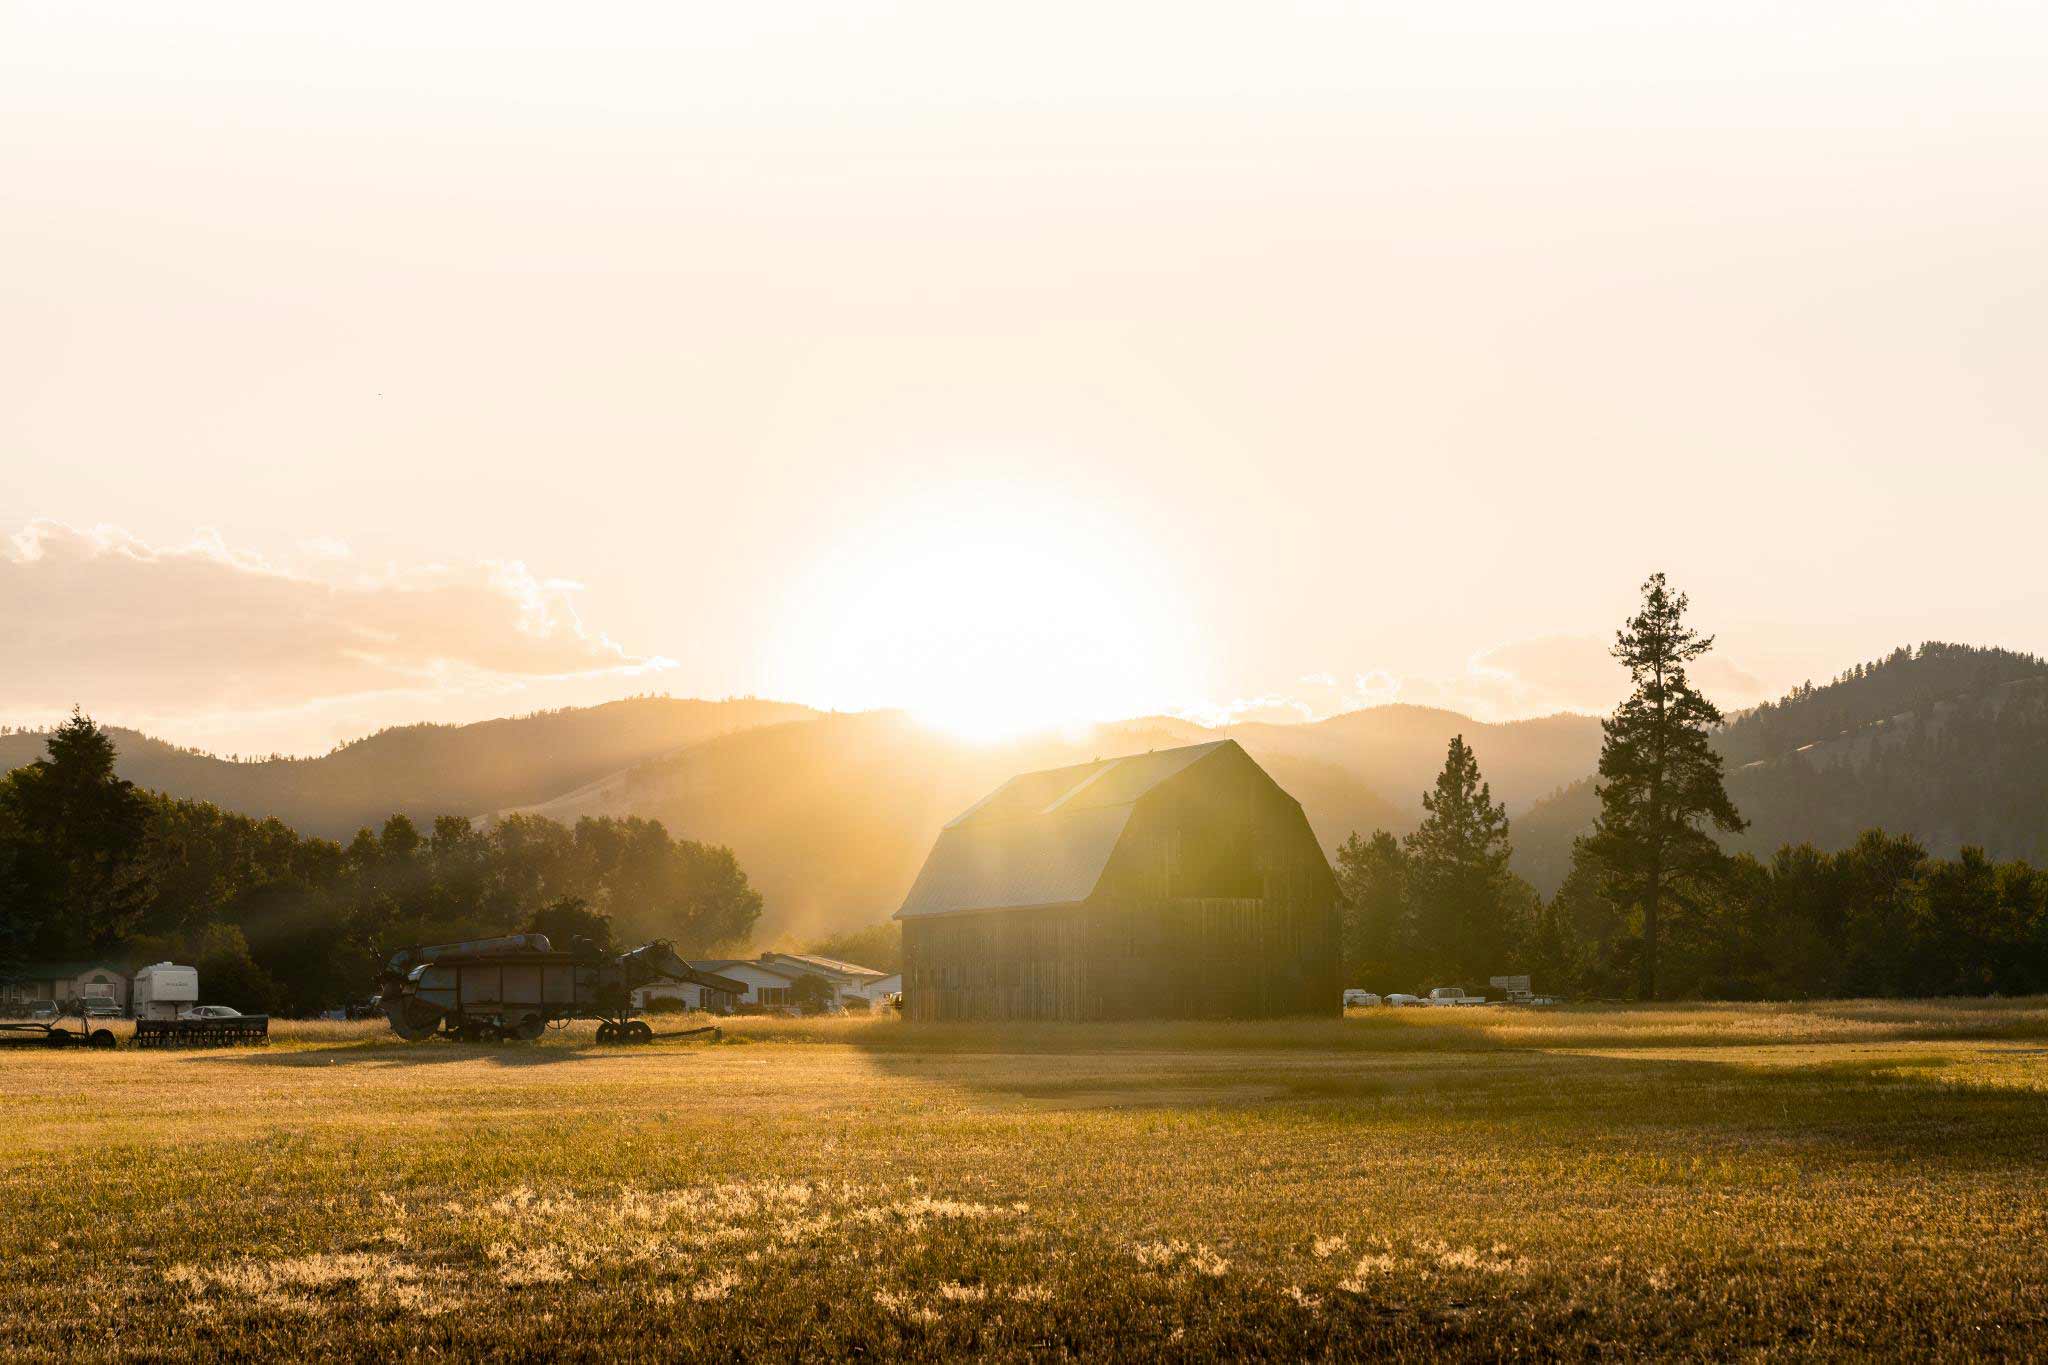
[0,1018,118,1050]
[378,935,746,1044]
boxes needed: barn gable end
[896,740,1339,1021]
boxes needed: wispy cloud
[1,521,673,752]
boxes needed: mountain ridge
[0,696,818,838]
[34,647,2039,941]
[1510,643,2048,893]
[1,695,1607,939]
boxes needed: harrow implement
[132,1015,271,1048]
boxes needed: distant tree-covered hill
[0,697,815,839]
[1511,643,2048,893]
[3,695,1607,940]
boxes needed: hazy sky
[5,2,2046,752]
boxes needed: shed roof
[759,952,887,981]
[895,740,1236,920]
[688,959,798,985]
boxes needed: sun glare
[769,483,1200,742]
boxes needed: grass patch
[3,1002,2046,1358]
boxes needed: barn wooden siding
[902,744,1339,1021]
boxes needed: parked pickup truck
[1424,986,1488,1006]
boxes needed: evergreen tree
[1521,896,1583,998]
[0,709,154,954]
[0,835,27,988]
[1403,736,1514,984]
[1334,830,1409,988]
[1580,574,1746,999]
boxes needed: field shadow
[196,1039,610,1070]
[840,1018,2048,1170]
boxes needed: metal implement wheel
[43,1029,72,1049]
[513,1013,546,1041]
[624,1020,654,1045]
[89,1029,117,1050]
[595,1022,620,1045]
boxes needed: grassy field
[4,1002,2047,1360]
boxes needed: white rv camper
[131,962,200,1020]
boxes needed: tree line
[1338,575,2048,1000]
[0,712,763,1015]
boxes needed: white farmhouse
[1,961,129,1015]
[628,953,899,1015]
[757,952,890,1010]
[631,959,801,1013]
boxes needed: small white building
[629,952,904,1015]
[757,952,890,1010]
[856,973,902,1006]
[632,960,802,1013]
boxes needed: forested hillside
[1234,706,1602,815]
[1511,644,2048,893]
[0,715,766,1015]
[0,697,813,838]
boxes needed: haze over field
[7,2,2048,754]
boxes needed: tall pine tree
[1403,736,1514,984]
[0,709,154,955]
[1580,574,1746,999]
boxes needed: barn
[894,739,1339,1021]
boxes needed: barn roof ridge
[897,738,1244,921]
[941,738,1236,831]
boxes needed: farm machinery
[377,934,745,1044]
[130,961,270,1047]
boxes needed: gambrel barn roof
[895,740,1246,920]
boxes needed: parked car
[1341,989,1382,1008]
[178,1005,245,1020]
[24,999,60,1021]
[1384,993,1423,1007]
[1425,986,1488,1006]
[81,996,122,1019]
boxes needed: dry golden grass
[3,1001,2046,1359]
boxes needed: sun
[768,482,1199,742]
